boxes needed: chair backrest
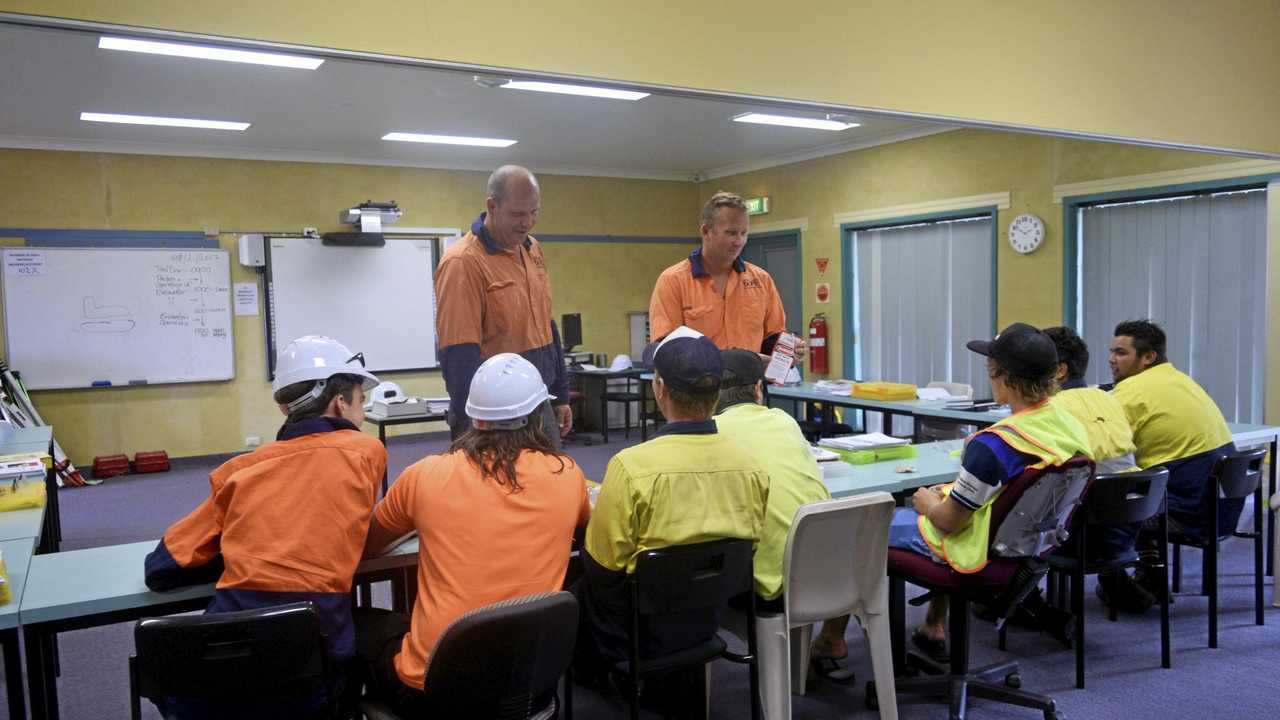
[783,492,895,625]
[926,381,973,399]
[632,538,754,614]
[989,457,1095,559]
[417,591,579,719]
[1212,446,1267,500]
[133,601,328,704]
[1084,467,1169,525]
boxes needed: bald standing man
[434,165,571,444]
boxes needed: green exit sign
[744,196,771,216]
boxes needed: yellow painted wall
[0,148,694,462]
[1,2,1277,155]
[700,129,1243,379]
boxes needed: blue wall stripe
[535,234,696,244]
[0,228,216,248]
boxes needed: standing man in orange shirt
[649,191,798,356]
[435,165,571,445]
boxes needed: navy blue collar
[276,415,358,442]
[653,419,718,438]
[1059,378,1088,391]
[689,248,745,278]
[473,212,532,255]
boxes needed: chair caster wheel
[865,682,878,710]
[1005,672,1022,689]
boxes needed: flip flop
[810,654,857,684]
[911,628,949,664]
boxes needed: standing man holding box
[435,165,572,445]
[649,191,801,359]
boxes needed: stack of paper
[917,387,969,402]
[813,379,855,395]
[0,453,46,480]
[817,432,910,451]
[810,445,842,463]
[422,397,450,415]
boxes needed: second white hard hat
[465,353,553,424]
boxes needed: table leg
[25,624,58,720]
[378,424,389,496]
[640,378,649,442]
[1268,437,1277,577]
[600,377,610,444]
[2,628,25,720]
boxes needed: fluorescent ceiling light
[382,132,517,148]
[732,112,858,131]
[80,112,250,131]
[500,80,649,101]
[99,36,323,70]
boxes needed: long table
[19,538,421,720]
[1,539,33,720]
[768,382,1007,436]
[820,440,963,498]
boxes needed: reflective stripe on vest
[918,400,1092,573]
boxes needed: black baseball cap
[966,322,1058,380]
[650,326,722,392]
[720,348,765,388]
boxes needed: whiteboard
[2,248,234,390]
[266,237,437,376]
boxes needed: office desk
[820,441,963,499]
[1,539,32,720]
[769,383,1006,439]
[363,411,448,495]
[0,426,57,552]
[568,367,653,443]
[20,539,421,720]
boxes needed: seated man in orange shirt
[145,335,386,719]
[357,353,591,716]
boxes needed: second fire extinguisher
[808,313,828,375]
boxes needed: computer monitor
[561,313,583,352]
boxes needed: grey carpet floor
[9,428,1279,719]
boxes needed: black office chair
[1168,445,1268,648]
[359,591,579,720]
[875,458,1094,720]
[1030,467,1171,688]
[619,538,762,720]
[130,601,335,720]
[601,376,644,444]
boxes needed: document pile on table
[817,432,910,450]
[916,387,969,402]
[812,379,855,395]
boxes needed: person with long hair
[357,353,590,716]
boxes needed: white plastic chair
[755,491,898,720]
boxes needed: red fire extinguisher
[808,313,828,375]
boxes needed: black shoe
[1097,572,1156,614]
[1132,567,1167,602]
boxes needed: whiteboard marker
[91,380,111,387]
[128,379,149,386]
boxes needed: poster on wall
[815,283,830,303]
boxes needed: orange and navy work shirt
[648,248,787,352]
[144,416,386,661]
[374,449,590,689]
[434,213,568,427]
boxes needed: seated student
[145,335,386,718]
[1039,326,1150,614]
[712,350,835,657]
[576,327,770,670]
[815,323,1091,661]
[1107,319,1236,597]
[357,353,590,715]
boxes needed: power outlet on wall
[245,436,261,447]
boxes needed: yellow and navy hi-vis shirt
[714,402,830,600]
[649,249,787,352]
[1110,362,1232,469]
[144,416,386,661]
[578,420,769,662]
[1051,380,1138,473]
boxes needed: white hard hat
[369,381,404,404]
[273,336,380,411]
[465,353,554,427]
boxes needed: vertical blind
[851,216,995,400]
[1078,188,1267,422]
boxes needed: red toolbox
[92,454,130,479]
[133,451,171,474]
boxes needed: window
[1077,188,1267,422]
[850,215,995,399]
